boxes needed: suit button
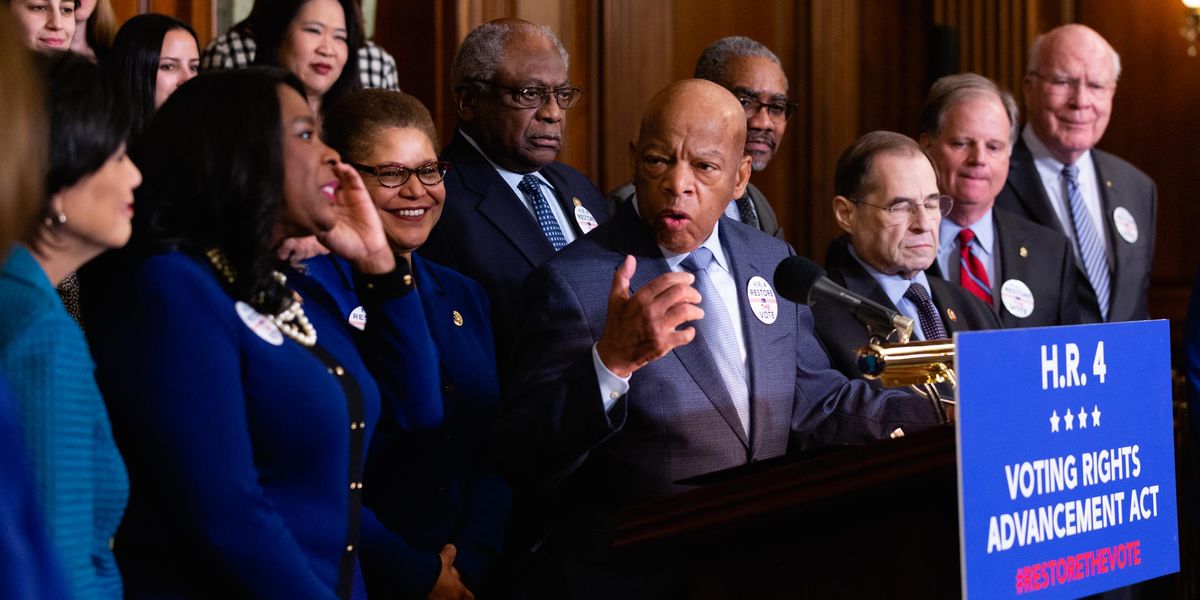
[442,383,455,394]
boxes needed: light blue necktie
[681,247,749,436]
[1062,164,1111,320]
[518,174,567,251]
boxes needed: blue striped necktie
[518,174,567,251]
[1062,164,1111,320]
[681,247,750,437]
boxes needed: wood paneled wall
[103,0,1200,353]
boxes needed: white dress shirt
[460,130,577,245]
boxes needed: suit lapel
[1090,151,1128,312]
[446,132,555,268]
[1008,140,1063,234]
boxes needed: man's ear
[832,195,857,234]
[454,86,476,123]
[731,154,752,200]
[918,132,933,152]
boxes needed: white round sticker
[235,301,283,346]
[348,305,367,330]
[1000,279,1035,319]
[746,276,778,324]
[574,205,599,234]
[1113,207,1138,243]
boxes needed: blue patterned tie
[518,174,567,251]
[903,283,948,341]
[1062,164,1111,320]
[681,247,750,436]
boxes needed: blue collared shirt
[847,244,939,341]
[1022,125,1111,266]
[937,208,996,289]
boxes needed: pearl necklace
[268,272,317,347]
[205,248,318,347]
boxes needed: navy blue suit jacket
[419,131,608,373]
[496,204,938,595]
[996,137,1156,323]
[305,254,510,597]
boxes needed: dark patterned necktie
[735,195,760,229]
[518,174,567,251]
[903,283,948,341]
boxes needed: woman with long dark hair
[89,66,434,599]
[109,13,199,141]
[252,0,362,120]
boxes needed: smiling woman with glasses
[321,88,509,599]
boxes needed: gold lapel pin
[1019,246,1028,258]
[572,197,582,207]
[947,308,958,322]
[452,310,464,327]
[1105,180,1113,188]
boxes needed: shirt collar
[939,208,995,257]
[847,243,930,308]
[460,129,552,190]
[1022,124,1094,178]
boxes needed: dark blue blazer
[496,204,938,595]
[306,254,510,597]
[419,130,608,375]
[91,251,425,599]
[996,137,1156,323]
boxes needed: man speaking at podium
[496,80,939,598]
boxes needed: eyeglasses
[736,94,798,122]
[851,195,953,221]
[469,78,583,109]
[349,161,450,188]
[1028,72,1117,99]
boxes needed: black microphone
[773,256,914,340]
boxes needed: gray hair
[693,36,781,83]
[1026,25,1122,82]
[451,21,570,89]
[919,73,1020,144]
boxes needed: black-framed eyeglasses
[469,78,583,109]
[851,195,953,221]
[736,94,798,122]
[350,161,450,187]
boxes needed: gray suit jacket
[605,181,785,240]
[929,209,1081,328]
[496,203,937,596]
[995,138,1156,323]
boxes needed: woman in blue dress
[89,67,427,599]
[0,52,139,600]
[320,88,510,599]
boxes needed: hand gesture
[596,255,704,377]
[427,544,474,600]
[317,163,395,274]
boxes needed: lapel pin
[452,310,464,327]
[1105,180,1113,188]
[1019,246,1028,258]
[947,308,958,322]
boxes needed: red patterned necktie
[957,229,992,305]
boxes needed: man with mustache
[920,73,1079,328]
[499,80,937,597]
[420,18,609,370]
[996,24,1156,324]
[607,36,790,240]
[813,131,998,384]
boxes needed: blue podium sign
[956,321,1178,599]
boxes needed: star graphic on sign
[1049,410,1060,432]
[1064,409,1075,430]
[1077,407,1088,429]
[1092,405,1101,427]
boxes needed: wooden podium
[613,425,964,599]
